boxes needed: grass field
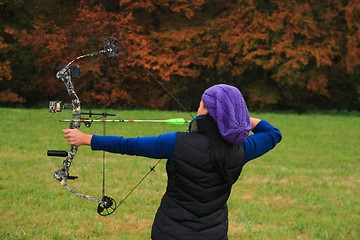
[0,108,359,239]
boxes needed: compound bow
[48,37,118,216]
[47,37,193,216]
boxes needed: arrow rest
[97,196,117,216]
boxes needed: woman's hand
[250,117,261,130]
[63,129,92,146]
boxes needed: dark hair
[206,116,233,183]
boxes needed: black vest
[151,132,246,240]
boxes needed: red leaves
[344,0,360,73]
[6,0,359,109]
[0,59,12,81]
[0,30,12,81]
[0,89,25,103]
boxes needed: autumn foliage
[1,0,359,111]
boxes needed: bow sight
[49,101,115,127]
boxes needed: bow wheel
[97,196,117,216]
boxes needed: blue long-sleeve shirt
[91,120,282,164]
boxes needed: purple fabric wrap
[202,84,251,145]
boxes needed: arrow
[59,118,190,125]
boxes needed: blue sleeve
[91,132,177,159]
[242,120,282,163]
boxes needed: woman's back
[152,132,246,240]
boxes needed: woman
[63,84,282,240]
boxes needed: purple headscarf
[202,84,251,145]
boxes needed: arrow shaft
[59,118,190,125]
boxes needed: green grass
[0,108,359,239]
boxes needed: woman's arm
[242,118,282,163]
[62,129,177,159]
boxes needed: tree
[0,0,79,105]
[2,0,359,110]
[0,27,25,103]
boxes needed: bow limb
[53,67,102,203]
[49,53,117,215]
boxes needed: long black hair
[207,116,234,183]
[189,115,234,183]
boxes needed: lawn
[0,108,359,239]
